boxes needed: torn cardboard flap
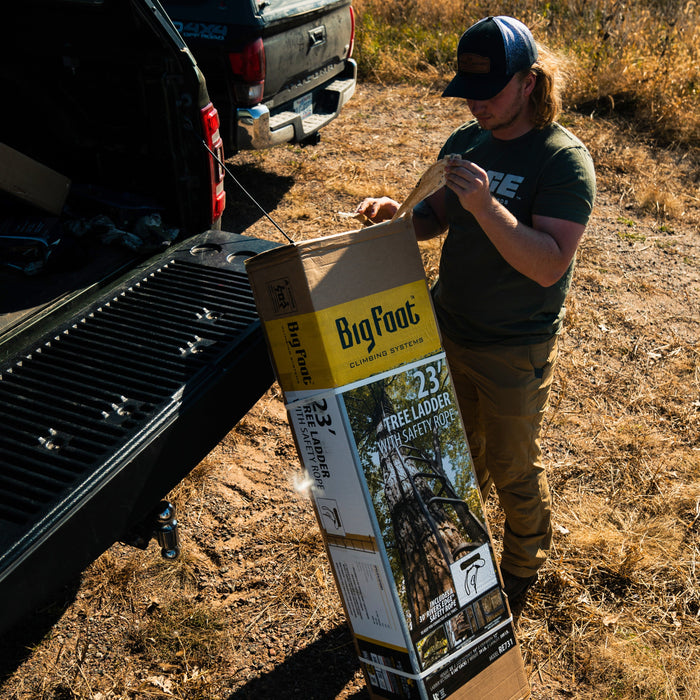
[338,157,449,225]
[391,157,448,221]
[0,143,71,215]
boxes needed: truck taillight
[229,38,265,106]
[201,102,226,222]
[348,5,356,58]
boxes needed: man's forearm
[472,197,585,287]
[412,199,447,241]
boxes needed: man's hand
[355,196,400,223]
[444,158,493,215]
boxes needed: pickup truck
[161,0,357,152]
[0,0,278,636]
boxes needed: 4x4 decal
[173,21,227,41]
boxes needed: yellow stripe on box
[264,280,441,392]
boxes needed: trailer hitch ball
[157,502,176,523]
[121,500,182,558]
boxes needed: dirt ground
[1,84,699,699]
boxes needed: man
[357,16,596,604]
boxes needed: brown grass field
[1,2,699,699]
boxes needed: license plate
[294,94,313,119]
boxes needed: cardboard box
[245,168,530,700]
[0,143,71,215]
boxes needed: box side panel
[339,356,503,640]
[288,395,410,647]
[338,355,529,699]
[288,397,377,546]
[288,392,424,700]
[296,217,424,308]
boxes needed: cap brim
[442,72,512,100]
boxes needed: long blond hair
[520,44,567,128]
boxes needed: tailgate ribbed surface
[0,254,260,541]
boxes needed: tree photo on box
[344,357,507,666]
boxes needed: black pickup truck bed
[0,231,276,634]
[0,0,277,634]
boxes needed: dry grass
[353,0,700,148]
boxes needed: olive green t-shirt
[432,120,596,346]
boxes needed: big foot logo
[335,298,420,354]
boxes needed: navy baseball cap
[442,16,538,100]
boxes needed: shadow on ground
[221,162,294,239]
[0,577,80,683]
[227,624,371,700]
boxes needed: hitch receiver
[122,500,181,560]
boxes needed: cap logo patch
[459,53,491,74]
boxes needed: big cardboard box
[245,178,530,699]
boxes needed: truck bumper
[237,59,357,150]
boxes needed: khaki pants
[442,333,558,578]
